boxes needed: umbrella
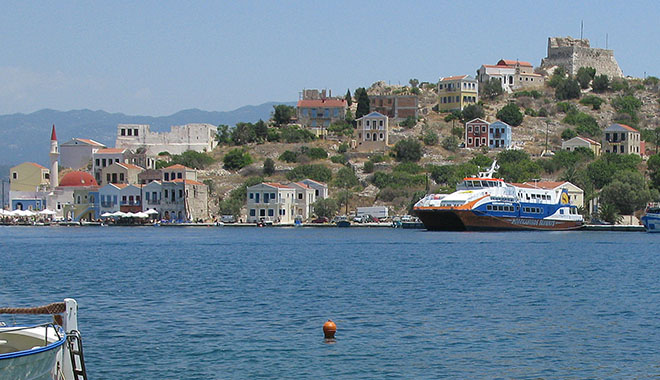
[38,209,56,215]
[133,212,149,218]
[13,209,36,217]
[122,212,136,218]
[144,209,159,215]
[100,212,114,218]
[110,211,126,217]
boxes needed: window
[164,189,168,198]
[95,159,100,166]
[102,158,107,167]
[134,129,139,136]
[106,174,111,183]
[268,209,274,216]
[298,193,303,200]
[380,133,384,139]
[121,129,126,136]
[122,196,127,204]
[179,190,183,198]
[177,173,182,179]
[260,209,266,216]
[468,126,472,132]
[120,173,125,182]
[164,173,169,181]
[127,129,132,136]
[249,193,254,199]
[250,209,255,216]
[468,137,473,145]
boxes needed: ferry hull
[641,214,660,233]
[415,209,583,231]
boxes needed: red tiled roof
[497,59,533,67]
[116,163,143,170]
[612,123,638,132]
[577,136,601,145]
[76,138,105,147]
[59,171,98,187]
[171,178,204,185]
[113,183,130,189]
[96,148,126,154]
[166,164,191,170]
[295,182,310,189]
[27,162,47,169]
[297,99,347,108]
[301,178,326,186]
[264,182,291,189]
[440,75,470,81]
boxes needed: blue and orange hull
[414,208,583,231]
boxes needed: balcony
[147,199,161,205]
[101,201,115,207]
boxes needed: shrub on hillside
[579,95,604,110]
[496,103,523,126]
[286,164,332,183]
[223,148,253,170]
[393,138,423,162]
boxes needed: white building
[300,179,328,199]
[246,183,296,224]
[289,182,317,221]
[60,138,106,169]
[355,112,389,152]
[477,59,544,93]
[115,123,218,156]
[92,148,129,185]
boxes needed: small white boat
[641,203,660,233]
[0,299,87,380]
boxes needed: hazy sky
[2,1,658,116]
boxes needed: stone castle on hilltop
[541,36,623,78]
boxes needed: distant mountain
[0,102,295,166]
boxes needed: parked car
[312,217,329,223]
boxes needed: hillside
[195,76,660,219]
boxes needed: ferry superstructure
[413,162,583,231]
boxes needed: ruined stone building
[540,36,623,78]
[115,123,218,157]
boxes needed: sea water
[0,226,659,379]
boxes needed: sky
[1,1,659,116]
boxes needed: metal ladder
[67,330,88,380]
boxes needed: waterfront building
[289,182,317,221]
[9,162,50,193]
[100,162,144,185]
[437,75,478,111]
[115,123,218,156]
[355,112,389,152]
[562,136,602,157]
[602,123,641,156]
[477,59,545,93]
[488,120,512,149]
[300,178,329,199]
[138,169,162,184]
[92,148,129,185]
[465,118,489,148]
[62,187,100,221]
[48,171,99,218]
[246,183,296,224]
[60,138,106,170]
[161,164,197,182]
[143,181,163,215]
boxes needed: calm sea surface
[1,226,659,379]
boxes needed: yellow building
[437,75,479,111]
[9,162,51,192]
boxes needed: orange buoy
[323,319,336,339]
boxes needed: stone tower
[49,124,59,188]
[541,36,623,78]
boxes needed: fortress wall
[115,123,217,156]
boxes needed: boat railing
[0,322,64,348]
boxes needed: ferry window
[466,181,473,188]
[498,205,503,211]
[560,209,564,214]
[531,194,536,199]
[487,205,492,210]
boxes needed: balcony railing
[147,199,161,205]
[101,201,115,207]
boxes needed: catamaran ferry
[413,162,584,231]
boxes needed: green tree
[229,176,264,202]
[600,170,658,215]
[312,198,338,219]
[338,143,349,154]
[223,148,253,170]
[231,122,257,145]
[279,150,298,163]
[263,158,275,176]
[280,126,315,143]
[286,164,332,182]
[254,119,268,142]
[444,110,462,122]
[482,77,503,99]
[272,104,295,126]
[647,153,660,189]
[158,150,215,169]
[334,167,359,188]
[409,78,419,88]
[561,128,578,140]
[218,198,243,218]
[423,130,439,146]
[496,103,523,126]
[307,147,328,160]
[555,78,581,100]
[597,203,622,224]
[363,160,375,173]
[579,95,604,110]
[441,135,459,152]
[611,95,642,122]
[461,104,485,121]
[587,153,643,189]
[393,138,423,162]
[563,111,600,137]
[592,74,610,93]
[216,124,231,144]
[400,116,417,128]
[548,67,567,88]
[576,67,596,89]
[355,87,370,119]
[345,89,352,107]
[496,150,541,183]
[470,154,493,168]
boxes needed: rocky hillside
[195,76,660,217]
